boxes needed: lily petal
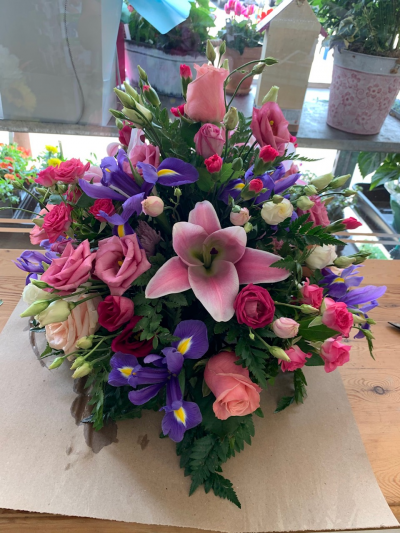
[188,200,221,235]
[235,248,291,284]
[203,227,247,264]
[188,260,238,322]
[172,222,207,266]
[145,257,190,299]
[78,179,126,201]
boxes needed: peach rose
[204,351,262,420]
[45,295,101,356]
[185,64,229,123]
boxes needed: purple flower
[108,352,142,387]
[13,250,57,284]
[137,157,199,187]
[321,265,364,299]
[218,178,245,204]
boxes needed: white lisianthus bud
[122,105,152,126]
[269,345,291,362]
[230,207,250,226]
[22,281,53,305]
[272,318,300,339]
[352,314,367,325]
[141,196,164,217]
[261,198,293,225]
[310,172,334,191]
[72,362,93,379]
[304,185,318,196]
[300,304,319,315]
[297,196,315,210]
[334,256,355,268]
[305,245,337,270]
[330,174,351,188]
[36,300,72,327]
[262,85,279,104]
[49,357,65,370]
[76,335,94,350]
[70,356,86,370]
[20,299,51,318]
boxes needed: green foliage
[298,317,338,342]
[274,369,307,413]
[358,152,400,190]
[218,19,262,55]
[0,143,35,204]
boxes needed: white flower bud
[261,198,293,225]
[297,196,315,210]
[305,245,337,270]
[72,362,93,379]
[36,300,72,327]
[20,299,51,318]
[22,281,53,305]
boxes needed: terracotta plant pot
[327,50,400,135]
[222,46,262,95]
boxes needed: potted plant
[310,0,400,135]
[219,0,263,95]
[124,0,215,97]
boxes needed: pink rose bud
[230,207,250,226]
[180,64,192,79]
[259,145,279,163]
[272,317,300,339]
[342,217,362,230]
[321,297,354,337]
[142,85,150,92]
[205,154,223,174]
[170,104,185,117]
[194,123,225,159]
[280,345,312,372]
[248,178,264,193]
[300,278,323,309]
[141,196,164,217]
[89,199,115,222]
[320,336,351,373]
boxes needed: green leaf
[40,344,53,359]
[274,395,294,413]
[370,161,400,190]
[197,168,214,193]
[218,163,240,184]
[358,151,387,178]
[235,336,268,388]
[179,368,186,396]
[76,192,95,208]
[206,473,241,508]
[298,317,338,342]
[305,352,325,366]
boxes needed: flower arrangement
[15,42,386,508]
[219,0,262,55]
[0,143,34,205]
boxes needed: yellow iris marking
[117,225,125,237]
[174,407,186,425]
[333,277,345,283]
[120,367,134,377]
[177,336,192,355]
[234,183,245,190]
[118,260,124,267]
[106,168,111,172]
[270,120,274,126]
[157,169,178,177]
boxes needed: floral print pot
[327,50,400,135]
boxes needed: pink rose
[35,166,57,186]
[82,165,102,184]
[41,240,96,293]
[205,154,223,173]
[298,196,330,228]
[180,64,192,78]
[54,158,90,184]
[234,284,275,329]
[45,295,101,355]
[320,336,351,373]
[321,297,354,337]
[42,202,72,243]
[250,102,290,156]
[204,351,262,420]
[97,295,135,332]
[119,124,132,147]
[280,345,311,372]
[300,278,323,309]
[272,317,300,339]
[89,199,115,222]
[94,234,151,296]
[128,143,160,171]
[342,217,362,230]
[185,64,229,123]
[230,207,250,226]
[194,123,225,159]
[29,205,55,245]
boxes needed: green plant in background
[358,152,400,190]
[127,0,215,54]
[0,143,35,205]
[218,1,262,55]
[309,0,400,57]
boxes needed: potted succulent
[125,0,215,97]
[219,0,263,95]
[310,0,400,134]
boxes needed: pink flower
[298,195,330,228]
[35,166,57,186]
[145,201,289,322]
[180,64,192,79]
[320,336,351,373]
[127,4,133,12]
[119,124,132,147]
[250,102,290,156]
[142,84,150,92]
[322,297,354,337]
[136,220,161,256]
[234,284,275,328]
[30,205,55,245]
[141,196,164,217]
[42,203,72,243]
[106,142,120,157]
[204,351,262,420]
[128,143,160,170]
[230,207,250,226]
[82,165,102,184]
[342,217,362,230]
[94,234,151,296]
[50,238,75,254]
[234,0,244,15]
[171,104,185,117]
[97,295,135,332]
[283,163,299,178]
[41,240,96,293]
[259,145,279,162]
[300,278,323,308]
[272,317,300,338]
[243,4,254,17]
[205,154,223,173]
[280,345,311,372]
[185,64,229,124]
[54,158,90,184]
[89,199,115,222]
[194,123,225,159]
[248,178,263,193]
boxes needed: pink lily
[145,201,290,322]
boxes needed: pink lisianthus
[41,240,96,293]
[300,278,323,309]
[204,351,262,420]
[283,163,300,178]
[298,195,330,228]
[89,199,115,222]
[50,237,75,254]
[280,345,311,372]
[35,166,57,187]
[82,165,102,184]
[250,102,290,156]
[320,336,351,373]
[94,234,151,296]
[194,123,225,159]
[185,64,229,124]
[321,297,354,337]
[42,203,73,243]
[54,158,90,184]
[29,205,55,245]
[230,207,250,226]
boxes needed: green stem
[224,59,265,111]
[20,185,49,211]
[274,301,303,310]
[71,294,105,307]
[252,330,272,350]
[242,140,258,163]
[224,127,230,161]
[237,133,254,158]
[227,72,254,108]
[0,207,40,216]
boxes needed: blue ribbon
[128,0,191,34]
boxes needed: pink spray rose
[41,240,96,293]
[342,217,362,230]
[42,202,72,243]
[205,154,223,174]
[272,317,300,339]
[300,278,323,309]
[298,195,330,228]
[280,345,312,372]
[234,284,275,329]
[204,351,262,420]
[35,166,57,186]
[89,199,115,222]
[250,102,290,156]
[185,64,229,123]
[320,336,351,373]
[194,123,225,159]
[94,234,151,296]
[54,158,90,184]
[97,295,135,332]
[29,205,55,245]
[321,297,354,337]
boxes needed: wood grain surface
[0,251,399,531]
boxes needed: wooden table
[0,250,399,531]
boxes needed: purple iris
[218,178,245,204]
[99,193,145,238]
[137,158,199,187]
[108,352,142,387]
[321,265,364,299]
[13,250,57,284]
